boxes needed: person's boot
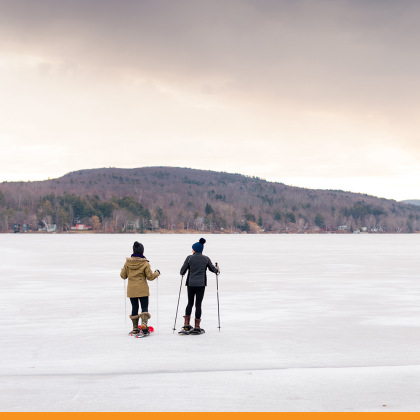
[192,318,205,334]
[140,312,151,335]
[182,315,192,332]
[129,314,140,335]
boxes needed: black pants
[130,296,149,316]
[185,286,205,319]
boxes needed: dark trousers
[130,296,149,316]
[185,286,205,319]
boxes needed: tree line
[0,167,420,233]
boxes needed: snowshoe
[135,325,154,338]
[190,328,205,335]
[178,325,193,335]
[136,331,150,338]
[129,329,140,336]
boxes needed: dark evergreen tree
[205,203,214,215]
[315,213,324,228]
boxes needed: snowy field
[0,234,419,412]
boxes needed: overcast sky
[0,0,419,200]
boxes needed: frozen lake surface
[0,234,419,412]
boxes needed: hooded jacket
[120,257,159,297]
[180,253,219,287]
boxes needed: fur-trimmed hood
[125,257,149,269]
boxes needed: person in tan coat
[120,241,160,335]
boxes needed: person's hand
[215,263,220,274]
[155,269,161,276]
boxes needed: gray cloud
[2,0,420,119]
[1,0,420,198]
[2,1,420,78]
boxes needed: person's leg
[183,287,196,330]
[139,296,149,313]
[130,298,140,316]
[129,298,140,334]
[194,287,206,319]
[185,287,195,316]
[139,296,151,333]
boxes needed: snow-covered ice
[0,234,419,412]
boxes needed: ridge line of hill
[1,166,419,233]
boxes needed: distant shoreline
[3,230,419,235]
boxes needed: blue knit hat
[192,238,206,253]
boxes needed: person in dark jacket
[179,238,219,334]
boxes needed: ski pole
[124,278,127,328]
[157,276,159,333]
[215,263,220,332]
[173,275,184,333]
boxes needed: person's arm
[206,257,219,274]
[120,263,128,280]
[180,256,191,275]
[145,262,159,281]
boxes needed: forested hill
[1,166,420,233]
[401,199,420,206]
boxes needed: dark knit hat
[133,241,144,255]
[192,238,206,253]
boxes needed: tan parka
[120,257,159,297]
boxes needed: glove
[155,269,161,276]
[215,263,220,274]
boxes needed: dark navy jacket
[180,253,219,287]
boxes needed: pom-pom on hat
[192,238,206,253]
